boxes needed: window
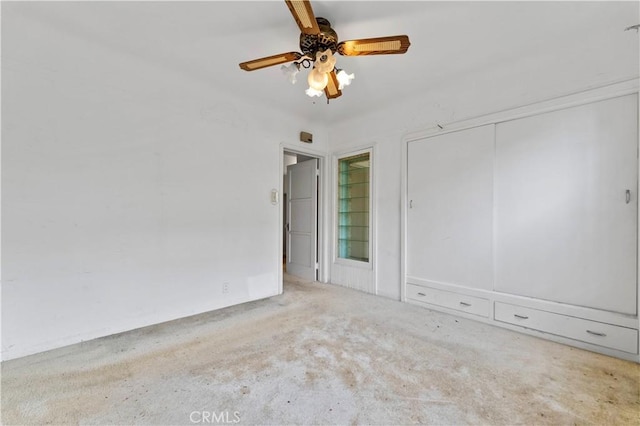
[337,151,371,263]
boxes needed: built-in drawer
[406,283,490,317]
[495,302,638,354]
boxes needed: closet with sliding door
[405,92,639,361]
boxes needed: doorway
[281,149,324,285]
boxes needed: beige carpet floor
[2,274,639,425]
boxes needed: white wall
[1,5,327,360]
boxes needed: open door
[286,159,318,281]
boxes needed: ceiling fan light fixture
[336,69,355,90]
[307,67,329,91]
[239,1,411,101]
[314,49,336,74]
[305,87,324,97]
[281,62,300,84]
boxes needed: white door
[494,94,638,314]
[286,159,318,281]
[407,125,495,290]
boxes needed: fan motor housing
[300,17,338,56]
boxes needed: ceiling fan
[239,0,411,101]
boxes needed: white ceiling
[9,1,639,123]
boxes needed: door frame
[279,143,328,293]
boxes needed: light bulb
[336,69,355,90]
[307,67,329,91]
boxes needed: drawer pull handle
[586,330,607,337]
[417,292,426,297]
[514,314,529,320]
[459,302,471,307]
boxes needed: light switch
[271,189,279,205]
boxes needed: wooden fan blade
[337,35,411,56]
[239,52,302,71]
[324,70,342,100]
[285,1,320,35]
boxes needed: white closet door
[495,94,638,314]
[407,125,495,290]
